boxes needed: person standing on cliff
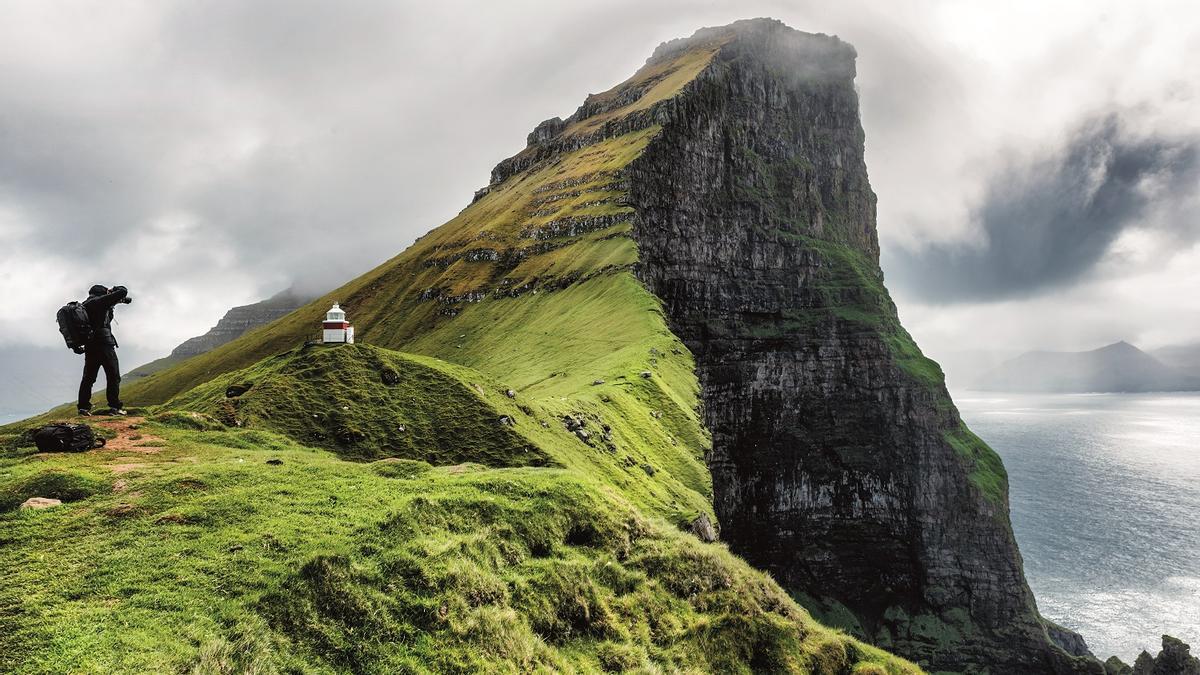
[77,284,132,416]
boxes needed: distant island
[1152,341,1200,377]
[972,340,1200,393]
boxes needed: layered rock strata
[612,19,1096,674]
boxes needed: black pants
[79,344,122,410]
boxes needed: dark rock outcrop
[688,512,718,543]
[1109,637,1200,675]
[1108,655,1135,674]
[515,18,1102,674]
[1048,620,1098,659]
[1127,636,1200,675]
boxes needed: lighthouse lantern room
[322,303,355,344]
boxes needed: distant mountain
[973,341,1200,393]
[126,288,312,381]
[1152,341,1200,377]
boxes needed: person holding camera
[77,284,132,416]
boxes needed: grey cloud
[0,0,710,307]
[885,115,1200,302]
[2,1,1199,359]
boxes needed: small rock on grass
[689,513,718,543]
[266,458,283,465]
[20,497,62,510]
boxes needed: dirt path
[90,416,165,454]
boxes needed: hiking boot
[77,408,92,417]
[107,408,128,417]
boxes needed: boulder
[1131,636,1200,675]
[689,513,718,543]
[20,497,63,510]
[1107,657,1133,674]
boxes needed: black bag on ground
[32,424,105,453]
[56,301,92,351]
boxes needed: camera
[110,285,132,304]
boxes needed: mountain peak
[975,340,1199,392]
[489,18,856,189]
[648,17,852,64]
[101,19,1081,672]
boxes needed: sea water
[955,392,1200,662]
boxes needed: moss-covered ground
[162,342,712,527]
[0,417,920,674]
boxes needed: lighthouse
[322,303,355,344]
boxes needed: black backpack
[32,423,105,453]
[57,301,92,351]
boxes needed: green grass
[109,126,663,409]
[943,424,1009,507]
[0,422,921,674]
[163,343,549,466]
[160,340,712,527]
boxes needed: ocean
[955,392,1200,662]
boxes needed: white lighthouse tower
[322,303,354,344]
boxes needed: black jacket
[83,286,128,348]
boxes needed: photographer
[77,284,132,416]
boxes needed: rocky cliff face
[619,19,1096,673]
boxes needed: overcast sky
[2,0,1198,375]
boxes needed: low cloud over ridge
[886,114,1200,303]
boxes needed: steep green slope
[0,417,918,673]
[119,123,669,406]
[164,342,711,524]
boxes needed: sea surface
[954,392,1200,663]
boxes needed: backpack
[32,423,106,453]
[57,301,92,351]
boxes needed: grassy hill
[0,21,930,673]
[0,411,915,673]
